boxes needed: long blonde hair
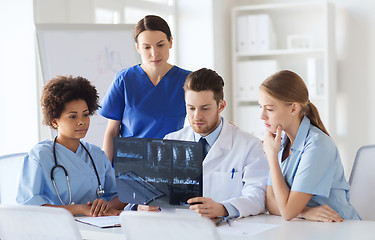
[260,70,329,136]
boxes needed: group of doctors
[16,15,360,222]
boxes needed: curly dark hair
[41,75,99,129]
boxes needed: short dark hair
[183,68,224,104]
[41,75,99,129]
[134,15,172,43]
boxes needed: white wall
[33,0,94,23]
[212,0,237,121]
[333,0,375,176]
[176,0,235,120]
[0,0,38,156]
[175,0,214,71]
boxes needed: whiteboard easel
[36,24,140,147]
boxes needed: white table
[77,214,375,240]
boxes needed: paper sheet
[217,221,280,237]
[76,216,120,228]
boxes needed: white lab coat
[165,119,269,217]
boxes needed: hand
[87,199,110,217]
[137,205,160,212]
[101,208,122,216]
[300,204,343,222]
[187,197,228,219]
[263,125,282,161]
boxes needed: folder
[237,15,249,52]
[247,15,257,52]
[256,14,276,51]
[306,57,325,97]
[76,216,121,228]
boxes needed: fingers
[102,209,122,216]
[305,205,343,222]
[320,205,343,222]
[90,199,109,217]
[316,215,336,222]
[90,200,98,216]
[188,199,210,211]
[275,125,282,142]
[188,198,218,219]
[137,205,160,212]
[187,197,205,204]
[189,204,216,219]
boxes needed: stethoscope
[51,137,105,205]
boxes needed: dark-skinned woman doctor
[17,76,126,216]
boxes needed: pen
[225,218,232,227]
[214,217,232,227]
[231,168,235,179]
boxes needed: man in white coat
[164,68,269,219]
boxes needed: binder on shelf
[247,15,257,52]
[238,106,266,140]
[236,14,276,53]
[306,57,325,98]
[237,60,278,101]
[256,14,276,52]
[237,15,249,52]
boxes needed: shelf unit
[231,1,336,139]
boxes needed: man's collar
[194,117,223,148]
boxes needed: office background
[0,0,374,178]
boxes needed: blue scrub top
[17,140,117,206]
[99,65,191,139]
[267,116,361,220]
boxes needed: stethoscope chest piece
[51,137,105,205]
[97,185,105,198]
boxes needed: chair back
[349,145,375,220]
[120,211,221,240]
[0,205,82,240]
[0,152,26,204]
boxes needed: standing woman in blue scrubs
[99,15,191,162]
[17,76,126,216]
[258,70,360,221]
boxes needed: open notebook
[0,205,82,240]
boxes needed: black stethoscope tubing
[51,137,104,204]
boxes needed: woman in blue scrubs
[17,76,126,216]
[99,15,191,162]
[258,70,360,221]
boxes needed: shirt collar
[194,117,223,148]
[290,116,311,152]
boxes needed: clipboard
[76,216,121,228]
